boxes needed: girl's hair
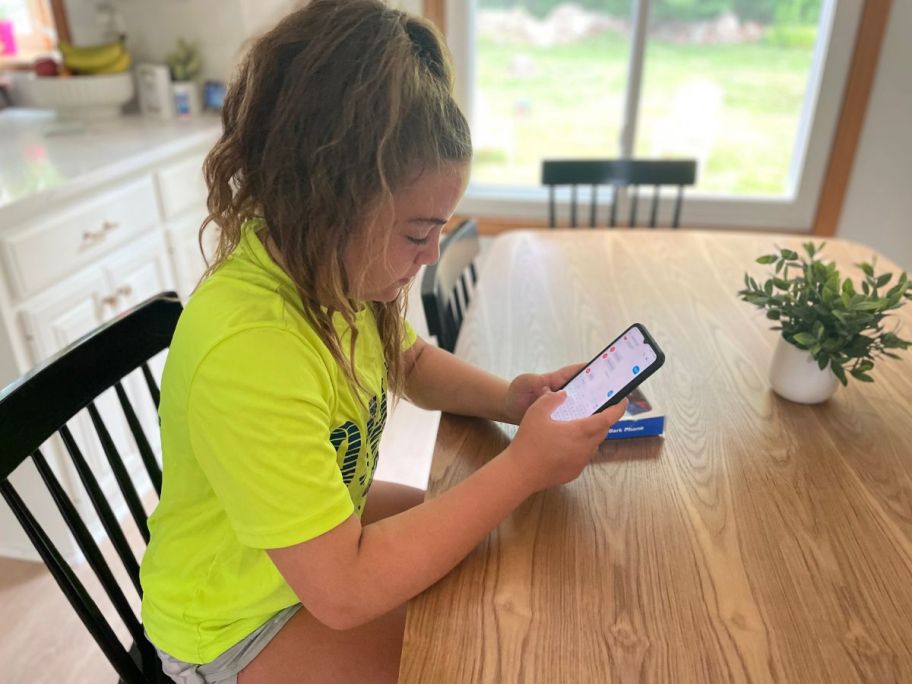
[201,0,471,398]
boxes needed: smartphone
[550,323,665,422]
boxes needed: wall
[63,0,299,82]
[837,1,912,271]
[64,0,424,83]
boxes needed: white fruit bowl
[22,71,135,119]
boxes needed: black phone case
[558,323,666,415]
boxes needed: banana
[88,51,132,75]
[59,39,126,73]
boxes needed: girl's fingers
[548,363,586,390]
[579,399,628,437]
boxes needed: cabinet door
[17,235,173,517]
[19,269,111,363]
[164,209,218,300]
[102,232,176,460]
[156,154,207,221]
[103,232,176,311]
[17,268,134,509]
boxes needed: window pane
[2,0,35,33]
[636,0,823,196]
[473,2,631,186]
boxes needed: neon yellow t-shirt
[140,220,416,663]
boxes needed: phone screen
[551,324,664,422]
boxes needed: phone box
[605,387,665,440]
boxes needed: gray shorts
[152,605,301,684]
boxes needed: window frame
[0,0,70,67]
[442,0,864,231]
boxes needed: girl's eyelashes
[405,222,443,246]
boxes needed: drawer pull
[116,285,133,297]
[81,221,120,249]
[99,294,119,308]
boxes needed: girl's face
[347,163,470,302]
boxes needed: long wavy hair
[200,0,471,398]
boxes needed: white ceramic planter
[769,336,839,404]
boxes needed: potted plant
[739,242,912,404]
[166,38,202,117]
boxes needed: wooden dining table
[399,229,912,683]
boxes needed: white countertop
[0,109,221,223]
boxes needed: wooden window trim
[48,0,71,44]
[422,0,446,35]
[812,0,893,236]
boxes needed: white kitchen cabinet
[102,233,175,457]
[16,267,119,517]
[0,176,161,300]
[18,268,110,365]
[19,233,174,362]
[0,116,216,561]
[165,209,218,300]
[103,233,176,314]
[2,234,178,560]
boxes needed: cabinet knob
[81,229,104,247]
[99,294,119,308]
[81,221,119,249]
[116,285,133,297]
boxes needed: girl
[139,2,628,682]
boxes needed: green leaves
[831,362,848,386]
[876,273,893,288]
[166,38,202,82]
[792,332,816,348]
[738,243,912,387]
[857,262,875,278]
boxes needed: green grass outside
[473,33,817,195]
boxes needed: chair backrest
[421,219,480,353]
[541,159,697,229]
[0,292,182,684]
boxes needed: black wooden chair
[0,292,182,684]
[541,159,697,229]
[421,218,480,353]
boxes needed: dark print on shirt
[329,385,388,505]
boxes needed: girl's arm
[268,393,627,631]
[402,336,512,422]
[402,336,585,425]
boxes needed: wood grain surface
[400,230,912,684]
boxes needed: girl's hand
[503,363,585,424]
[504,392,629,494]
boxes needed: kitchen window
[446,0,862,229]
[0,0,67,62]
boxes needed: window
[448,0,862,229]
[0,0,59,59]
[472,3,632,186]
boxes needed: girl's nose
[419,237,441,266]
